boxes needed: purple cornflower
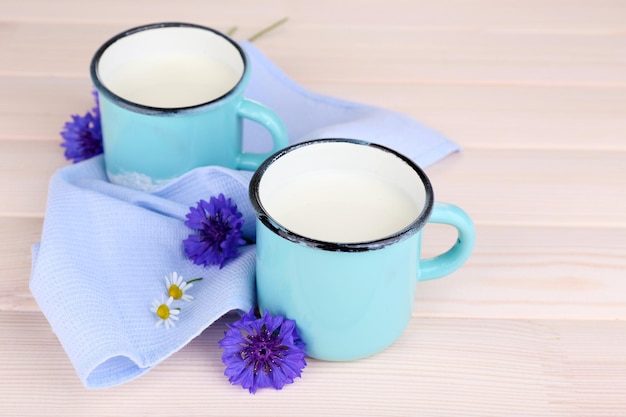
[183,194,246,268]
[60,91,103,163]
[219,309,307,394]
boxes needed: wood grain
[2,0,625,32]
[4,77,626,152]
[0,218,42,312]
[1,312,625,417]
[0,140,67,217]
[2,21,624,85]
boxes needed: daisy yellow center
[156,304,171,320]
[168,285,183,300]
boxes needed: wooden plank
[4,77,626,152]
[417,224,626,320]
[0,218,41,312]
[0,77,94,141]
[1,311,625,416]
[2,141,624,226]
[1,0,624,33]
[263,29,626,86]
[1,21,624,85]
[0,140,67,217]
[307,82,626,151]
[9,220,626,319]
[425,150,626,227]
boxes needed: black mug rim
[249,138,435,252]
[89,22,247,115]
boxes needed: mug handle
[418,202,476,281]
[235,98,289,170]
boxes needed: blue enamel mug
[250,139,475,361]
[91,22,288,191]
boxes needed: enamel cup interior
[257,140,429,245]
[95,25,245,109]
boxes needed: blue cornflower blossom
[183,194,246,268]
[219,309,307,394]
[60,91,103,163]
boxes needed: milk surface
[264,170,420,243]
[106,56,239,108]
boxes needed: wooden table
[2,1,625,415]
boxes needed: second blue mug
[250,139,476,361]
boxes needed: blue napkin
[30,41,459,389]
[241,42,458,165]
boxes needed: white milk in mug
[105,56,239,108]
[261,169,422,243]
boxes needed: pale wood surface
[1,1,625,416]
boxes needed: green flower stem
[248,17,289,42]
[187,277,204,284]
[226,26,238,36]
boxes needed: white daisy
[165,272,200,302]
[151,296,180,329]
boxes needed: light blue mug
[250,139,475,361]
[91,22,288,191]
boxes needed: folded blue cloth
[30,41,459,389]
[241,42,458,165]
